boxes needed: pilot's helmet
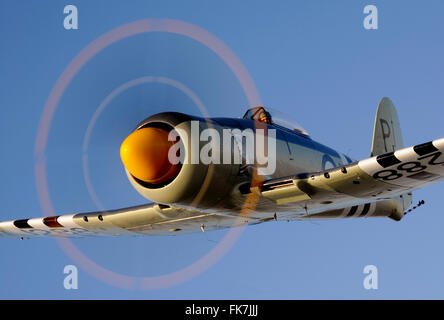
[256,108,271,124]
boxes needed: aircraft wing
[3,138,444,239]
[0,203,257,239]
[259,138,444,207]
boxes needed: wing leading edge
[0,203,257,239]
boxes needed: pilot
[255,109,271,124]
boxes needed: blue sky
[1,0,444,299]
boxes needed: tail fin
[371,97,404,157]
[371,97,412,219]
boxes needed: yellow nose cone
[120,127,180,184]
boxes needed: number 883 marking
[373,151,444,181]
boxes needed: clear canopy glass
[242,106,309,136]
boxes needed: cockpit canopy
[242,106,310,136]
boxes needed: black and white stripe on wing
[13,217,66,229]
[359,138,444,188]
[13,219,33,229]
[376,152,402,168]
[413,141,438,156]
